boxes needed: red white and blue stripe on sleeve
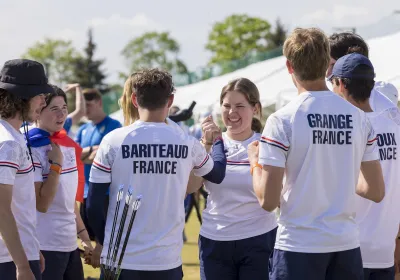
[194,154,210,170]
[260,136,289,152]
[93,161,111,173]
[367,136,378,146]
[0,161,19,170]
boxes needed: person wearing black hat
[0,59,54,280]
[329,53,400,280]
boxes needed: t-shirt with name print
[201,132,277,241]
[356,107,400,268]
[259,91,379,253]
[0,119,40,262]
[32,145,79,252]
[89,121,214,271]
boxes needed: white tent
[111,31,400,122]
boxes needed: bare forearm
[0,208,29,268]
[36,171,60,212]
[69,86,85,124]
[186,171,204,194]
[252,167,264,204]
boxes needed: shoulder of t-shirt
[375,107,400,126]
[100,125,135,148]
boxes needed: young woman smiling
[27,86,92,280]
[189,78,278,280]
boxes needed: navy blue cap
[328,53,375,81]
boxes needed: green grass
[83,212,201,280]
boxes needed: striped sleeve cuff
[93,161,111,173]
[260,136,289,152]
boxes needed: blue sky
[1,0,399,84]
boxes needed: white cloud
[300,5,370,26]
[88,13,160,29]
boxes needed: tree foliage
[269,18,287,48]
[22,39,80,85]
[206,14,273,65]
[72,29,108,92]
[121,31,188,75]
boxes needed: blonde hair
[220,78,262,133]
[283,27,330,81]
[119,76,139,126]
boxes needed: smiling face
[38,96,68,133]
[221,90,256,138]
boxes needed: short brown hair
[0,89,30,119]
[131,68,175,110]
[43,85,67,110]
[83,88,102,101]
[220,78,262,133]
[283,28,330,81]
[329,32,369,60]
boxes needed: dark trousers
[364,266,395,280]
[269,247,364,280]
[199,227,277,280]
[0,260,41,280]
[117,265,183,280]
[41,249,84,280]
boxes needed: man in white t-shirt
[248,28,385,280]
[86,69,226,280]
[329,52,400,279]
[0,59,53,280]
[327,32,398,112]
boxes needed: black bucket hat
[0,59,54,99]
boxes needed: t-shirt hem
[103,260,182,271]
[200,224,278,241]
[362,154,379,162]
[258,158,285,168]
[40,245,78,252]
[363,261,395,269]
[89,177,111,184]
[0,177,14,185]
[274,242,359,253]
[0,253,40,263]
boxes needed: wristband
[213,136,223,143]
[200,138,213,146]
[50,164,62,174]
[77,228,87,235]
[250,163,262,176]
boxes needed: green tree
[121,31,188,75]
[22,39,80,85]
[269,18,287,48]
[206,14,272,65]
[72,29,108,92]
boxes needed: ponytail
[251,117,262,133]
[121,77,139,126]
[251,101,263,133]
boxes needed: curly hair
[0,89,30,119]
[131,68,175,110]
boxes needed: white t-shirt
[33,145,79,252]
[0,120,40,262]
[369,88,397,113]
[327,81,397,112]
[356,107,400,268]
[201,132,277,241]
[259,91,379,253]
[89,121,214,271]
